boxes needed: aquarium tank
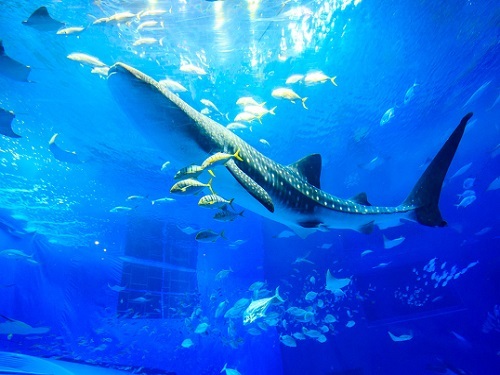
[0,0,498,374]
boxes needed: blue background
[0,1,499,374]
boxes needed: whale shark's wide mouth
[106,62,210,166]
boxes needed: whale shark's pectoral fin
[226,160,274,213]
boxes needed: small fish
[137,20,158,31]
[259,139,271,147]
[236,97,264,106]
[215,300,228,318]
[177,225,199,235]
[457,189,475,199]
[201,149,243,169]
[109,206,133,213]
[293,252,314,265]
[138,9,167,18]
[247,327,262,336]
[194,322,209,334]
[243,287,284,325]
[126,195,146,201]
[244,105,276,117]
[455,195,476,208]
[303,71,337,86]
[221,363,242,375]
[93,12,136,25]
[198,194,234,209]
[180,64,207,75]
[151,197,176,205]
[380,107,395,126]
[403,81,419,105]
[280,334,297,347]
[215,268,233,280]
[361,249,373,257]
[181,338,194,348]
[487,176,500,191]
[195,229,226,243]
[226,122,248,132]
[271,88,308,109]
[249,281,266,291]
[170,178,213,195]
[230,239,247,247]
[383,235,405,249]
[234,112,262,123]
[463,177,475,189]
[317,334,327,343]
[56,26,84,35]
[302,327,322,338]
[285,74,304,84]
[67,52,106,67]
[451,162,472,179]
[133,37,158,46]
[107,283,126,292]
[475,227,491,236]
[324,314,337,323]
[373,262,392,269]
[304,291,318,301]
[174,164,205,180]
[388,331,413,342]
[213,208,244,222]
[359,156,384,171]
[160,161,171,172]
[200,99,224,116]
[346,320,356,328]
[0,249,37,264]
[159,78,188,93]
[309,276,316,284]
[131,296,150,303]
[91,66,110,76]
[293,332,306,340]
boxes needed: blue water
[0,1,499,374]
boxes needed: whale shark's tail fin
[403,113,473,227]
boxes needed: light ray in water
[119,255,196,273]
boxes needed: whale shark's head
[107,63,205,165]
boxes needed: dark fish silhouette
[22,6,64,31]
[49,133,81,164]
[0,108,21,138]
[0,40,31,82]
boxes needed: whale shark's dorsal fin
[226,160,274,213]
[349,192,372,206]
[288,153,322,189]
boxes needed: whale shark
[107,62,472,238]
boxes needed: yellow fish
[201,149,243,169]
